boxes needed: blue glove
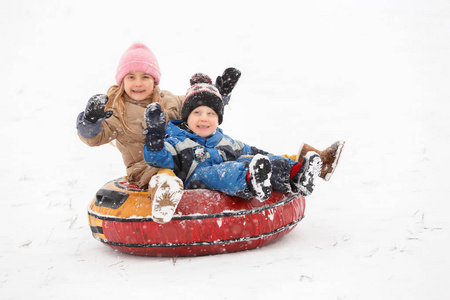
[143,103,167,151]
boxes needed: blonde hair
[105,81,162,134]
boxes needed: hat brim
[181,93,224,125]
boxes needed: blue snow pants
[186,155,298,198]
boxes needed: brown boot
[297,141,345,181]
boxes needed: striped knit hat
[181,73,224,124]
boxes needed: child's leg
[241,154,322,196]
[187,161,250,197]
[238,155,293,193]
[266,157,292,193]
[187,155,273,201]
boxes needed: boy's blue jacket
[143,119,265,188]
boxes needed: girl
[76,42,183,188]
[76,43,241,224]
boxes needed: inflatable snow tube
[88,177,306,257]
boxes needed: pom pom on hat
[190,73,212,85]
[182,73,224,124]
[115,42,161,85]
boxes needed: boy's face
[123,71,155,101]
[187,106,219,137]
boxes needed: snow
[1,0,450,299]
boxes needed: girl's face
[187,106,219,137]
[123,72,155,101]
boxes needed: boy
[143,74,322,206]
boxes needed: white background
[1,0,449,299]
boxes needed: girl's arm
[76,94,119,146]
[76,111,103,139]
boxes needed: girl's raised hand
[84,94,113,123]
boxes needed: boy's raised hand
[84,94,113,123]
[143,102,167,151]
[215,67,241,105]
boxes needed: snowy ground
[1,0,450,299]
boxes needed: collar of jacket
[123,93,153,107]
[167,119,223,146]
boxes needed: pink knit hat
[115,42,161,85]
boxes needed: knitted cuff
[76,112,102,139]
